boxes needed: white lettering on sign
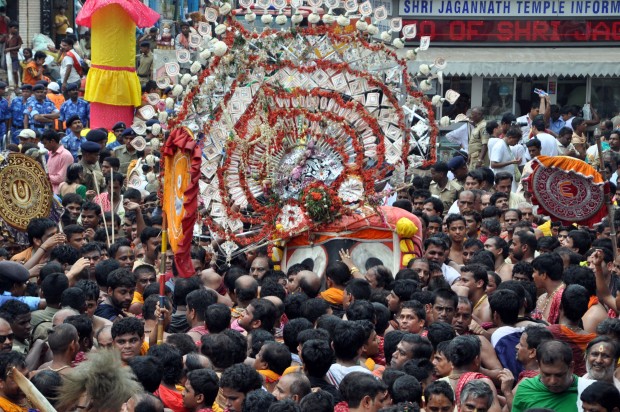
[398,0,620,17]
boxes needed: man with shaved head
[288,270,321,298]
[35,323,79,376]
[231,275,259,332]
[200,268,224,290]
[0,318,13,352]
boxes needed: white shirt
[512,143,527,166]
[445,123,470,151]
[487,137,502,156]
[490,141,517,176]
[442,263,460,284]
[565,116,576,130]
[447,200,460,215]
[60,52,82,84]
[536,132,560,156]
[516,114,532,142]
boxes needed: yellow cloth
[320,288,344,305]
[364,357,376,371]
[283,365,302,375]
[140,340,149,355]
[535,156,604,184]
[55,14,69,35]
[538,220,552,236]
[132,291,144,305]
[86,4,141,107]
[0,396,27,412]
[258,369,281,384]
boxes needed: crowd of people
[0,125,618,412]
[0,6,619,412]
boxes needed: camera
[511,121,528,127]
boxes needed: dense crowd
[0,6,619,412]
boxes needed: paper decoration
[374,6,387,20]
[271,0,287,9]
[131,122,147,135]
[167,7,441,249]
[419,36,431,50]
[131,136,147,151]
[445,89,460,104]
[165,62,180,77]
[344,0,358,12]
[325,0,339,9]
[146,93,160,106]
[198,22,212,37]
[156,77,170,89]
[189,33,202,48]
[139,105,156,120]
[390,18,403,32]
[359,1,373,16]
[205,8,218,22]
[402,24,417,39]
[176,49,190,63]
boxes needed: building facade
[399,0,620,120]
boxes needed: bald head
[183,353,212,370]
[48,323,79,353]
[0,318,13,352]
[297,270,321,298]
[234,275,259,305]
[274,372,311,402]
[200,268,223,290]
[263,296,284,315]
[52,308,80,327]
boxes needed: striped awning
[404,47,620,78]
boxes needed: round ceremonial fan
[524,156,608,227]
[0,153,53,230]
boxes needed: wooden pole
[595,136,618,257]
[110,168,115,244]
[157,212,168,345]
[9,367,56,412]
[92,172,110,247]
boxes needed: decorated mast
[76,0,159,129]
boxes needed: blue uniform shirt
[60,98,90,127]
[0,98,10,139]
[60,131,86,161]
[24,98,59,135]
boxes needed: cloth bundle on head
[56,349,143,412]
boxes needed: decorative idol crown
[160,0,453,259]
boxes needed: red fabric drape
[161,127,202,278]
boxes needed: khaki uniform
[114,145,139,175]
[80,160,104,192]
[137,52,154,87]
[430,179,462,213]
[468,120,490,168]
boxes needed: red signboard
[403,19,620,43]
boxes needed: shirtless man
[457,264,492,325]
[447,214,467,265]
[484,236,513,281]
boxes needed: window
[591,78,620,120]
[483,78,514,120]
[556,76,587,110]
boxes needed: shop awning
[405,47,620,78]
